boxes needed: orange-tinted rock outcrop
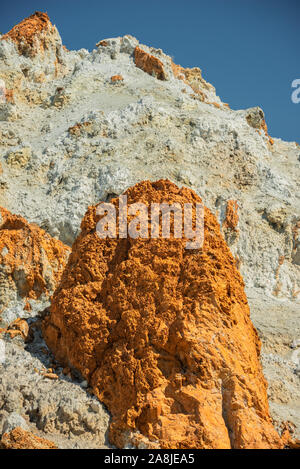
[223,200,239,232]
[134,47,166,80]
[0,427,57,449]
[171,61,215,100]
[111,75,124,83]
[43,180,283,449]
[2,12,51,56]
[5,318,29,340]
[245,107,274,145]
[1,11,65,73]
[260,119,274,146]
[0,207,70,307]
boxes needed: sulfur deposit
[43,180,282,449]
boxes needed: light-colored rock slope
[0,12,299,446]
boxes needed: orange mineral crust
[111,75,124,83]
[0,207,70,302]
[134,47,167,81]
[171,61,214,100]
[223,200,239,231]
[43,179,283,449]
[2,11,57,57]
[0,427,57,449]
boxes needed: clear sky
[1,0,299,142]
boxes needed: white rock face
[0,79,6,104]
[0,13,299,446]
[0,339,5,365]
[2,412,29,434]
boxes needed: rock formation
[1,10,65,78]
[222,200,239,232]
[2,12,54,56]
[134,47,167,81]
[0,427,57,449]
[0,11,299,448]
[0,11,66,109]
[43,180,283,449]
[0,207,70,325]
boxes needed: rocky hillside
[0,12,299,449]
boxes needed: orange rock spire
[43,180,283,449]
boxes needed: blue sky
[1,0,299,142]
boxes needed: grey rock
[2,412,29,434]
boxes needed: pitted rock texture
[245,107,274,145]
[43,180,282,449]
[0,336,111,449]
[2,12,53,57]
[171,61,217,102]
[134,47,167,81]
[0,427,57,449]
[223,200,239,232]
[0,11,66,99]
[1,10,65,78]
[0,207,70,319]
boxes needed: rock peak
[2,11,60,57]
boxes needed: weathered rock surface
[0,427,57,449]
[0,207,70,326]
[1,11,65,74]
[134,47,167,81]
[0,333,111,448]
[2,412,29,434]
[43,180,283,449]
[0,11,299,447]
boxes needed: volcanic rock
[0,11,299,447]
[2,11,62,60]
[2,412,29,434]
[223,200,239,232]
[0,427,57,449]
[6,318,29,340]
[111,75,124,83]
[0,207,70,323]
[171,61,216,101]
[43,179,283,449]
[134,47,167,80]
